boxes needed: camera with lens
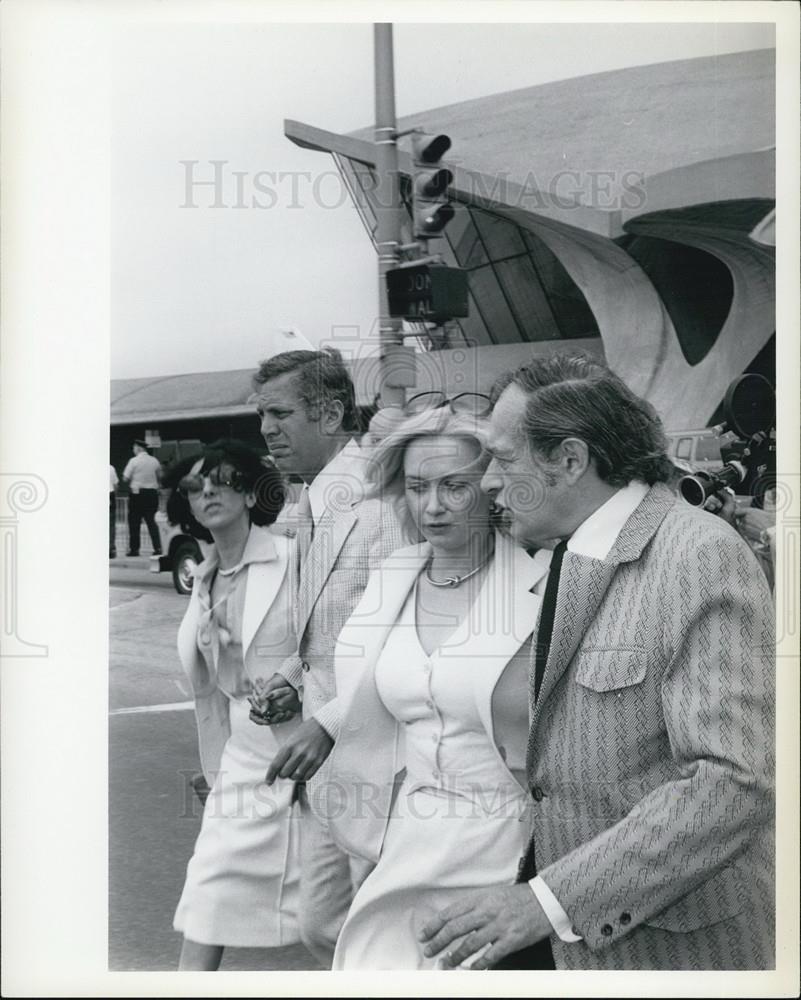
[678,374,776,510]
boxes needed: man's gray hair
[253,347,358,432]
[505,354,674,486]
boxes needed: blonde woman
[326,407,550,969]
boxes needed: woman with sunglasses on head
[164,439,302,970]
[326,404,551,969]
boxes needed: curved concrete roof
[122,50,775,431]
[288,48,774,239]
[355,48,774,197]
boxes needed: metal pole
[374,23,407,408]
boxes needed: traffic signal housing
[411,132,454,241]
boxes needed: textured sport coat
[524,482,775,970]
[277,470,407,812]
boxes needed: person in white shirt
[247,348,406,967]
[122,440,163,556]
[109,464,119,558]
[420,354,774,971]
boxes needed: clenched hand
[249,672,301,726]
[264,718,334,785]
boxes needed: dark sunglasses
[178,469,247,496]
[403,391,492,418]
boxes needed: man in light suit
[421,354,775,971]
[248,348,406,967]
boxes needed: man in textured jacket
[421,354,775,971]
[249,348,406,967]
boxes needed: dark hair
[162,439,285,541]
[252,347,358,432]
[506,354,674,486]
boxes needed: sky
[111,17,776,379]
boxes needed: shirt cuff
[312,698,340,741]
[277,655,304,691]
[529,876,582,942]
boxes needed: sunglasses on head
[403,391,492,418]
[178,468,247,496]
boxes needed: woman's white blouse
[374,578,523,804]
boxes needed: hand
[703,489,737,524]
[248,695,297,726]
[264,719,334,785]
[268,521,297,539]
[248,673,300,726]
[267,684,301,714]
[418,884,551,969]
[735,506,775,546]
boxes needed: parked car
[149,494,301,595]
[664,425,736,474]
[149,513,206,595]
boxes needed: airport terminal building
[112,49,775,464]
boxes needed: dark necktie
[492,540,569,971]
[533,539,568,703]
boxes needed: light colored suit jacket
[177,527,299,781]
[277,466,407,812]
[526,483,775,970]
[324,534,549,863]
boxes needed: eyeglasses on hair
[403,391,492,418]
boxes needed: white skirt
[333,779,528,969]
[173,699,301,947]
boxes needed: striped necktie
[296,485,314,571]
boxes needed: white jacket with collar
[323,532,548,863]
[176,526,299,781]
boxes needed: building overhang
[285,118,622,238]
[111,405,256,427]
[284,126,775,242]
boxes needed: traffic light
[411,132,454,241]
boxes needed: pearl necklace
[424,548,494,588]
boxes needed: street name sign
[386,264,469,321]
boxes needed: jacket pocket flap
[574,648,647,692]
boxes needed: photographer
[703,488,777,590]
[674,373,776,588]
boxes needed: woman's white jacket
[176,527,297,780]
[324,532,549,862]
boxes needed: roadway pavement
[109,562,320,971]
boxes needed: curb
[109,556,159,571]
